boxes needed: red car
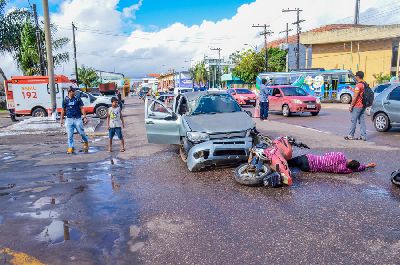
[269,86,321,117]
[227,88,257,107]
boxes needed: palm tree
[78,65,99,89]
[0,1,69,75]
[194,62,208,88]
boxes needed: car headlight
[292,99,303,104]
[187,132,210,143]
[316,98,321,104]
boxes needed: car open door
[145,98,180,144]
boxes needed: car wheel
[340,94,352,104]
[95,105,108,119]
[179,138,189,162]
[234,163,272,186]
[32,107,48,117]
[311,112,319,116]
[374,113,391,132]
[282,105,291,117]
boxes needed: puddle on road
[0,192,10,197]
[78,146,101,154]
[32,196,57,208]
[0,184,16,190]
[16,210,59,219]
[1,152,16,161]
[0,215,3,224]
[37,220,81,245]
[19,186,52,193]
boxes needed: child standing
[107,97,125,152]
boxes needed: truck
[4,75,112,119]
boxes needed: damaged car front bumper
[186,137,252,171]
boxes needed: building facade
[301,24,400,85]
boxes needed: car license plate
[307,105,316,109]
[249,100,255,102]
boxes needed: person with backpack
[345,71,374,141]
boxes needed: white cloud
[122,0,143,19]
[1,0,399,78]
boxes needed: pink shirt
[306,152,366,174]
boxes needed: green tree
[193,61,208,87]
[18,20,40,75]
[232,49,264,84]
[232,48,287,84]
[78,65,99,88]
[373,72,391,84]
[0,1,69,75]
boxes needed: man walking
[60,87,89,154]
[345,71,367,141]
[259,78,270,121]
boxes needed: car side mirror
[245,110,253,117]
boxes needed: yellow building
[301,24,400,85]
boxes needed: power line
[282,8,305,70]
[252,24,273,72]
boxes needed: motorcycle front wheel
[234,163,272,186]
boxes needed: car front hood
[185,112,255,133]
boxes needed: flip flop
[344,136,356,140]
[120,149,125,152]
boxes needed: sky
[2,0,400,78]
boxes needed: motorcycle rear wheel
[234,163,272,186]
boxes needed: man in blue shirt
[259,78,270,120]
[60,87,89,154]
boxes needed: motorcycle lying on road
[234,132,310,188]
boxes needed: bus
[256,69,357,104]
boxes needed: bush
[373,72,392,84]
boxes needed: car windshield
[190,94,241,115]
[281,87,309,96]
[235,89,253,94]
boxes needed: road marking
[1,248,46,265]
[294,125,332,135]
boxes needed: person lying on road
[288,152,376,174]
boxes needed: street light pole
[42,0,57,120]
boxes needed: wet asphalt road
[0,98,399,265]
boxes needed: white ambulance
[5,75,111,119]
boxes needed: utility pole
[354,0,360,24]
[42,0,57,120]
[32,4,46,75]
[72,22,79,86]
[280,23,293,44]
[210,47,222,88]
[282,8,305,70]
[252,24,272,72]
[280,23,293,71]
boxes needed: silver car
[370,83,400,132]
[145,91,255,171]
